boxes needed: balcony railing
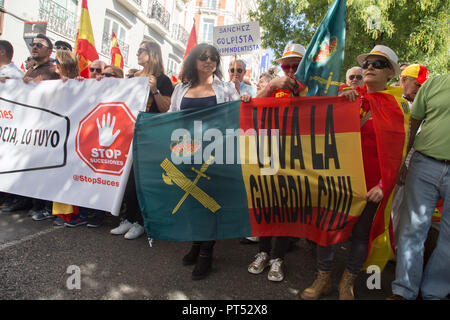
[147,0,171,31]
[39,0,78,40]
[171,24,189,46]
[101,32,130,66]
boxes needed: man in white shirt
[229,59,256,97]
[0,40,24,80]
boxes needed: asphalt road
[0,209,396,300]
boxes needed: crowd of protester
[0,34,448,300]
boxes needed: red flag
[75,0,99,78]
[110,32,124,69]
[179,22,197,79]
[183,22,197,60]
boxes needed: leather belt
[418,151,450,165]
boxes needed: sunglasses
[349,74,363,80]
[281,63,299,71]
[56,46,70,51]
[30,42,47,49]
[362,60,391,70]
[230,68,243,74]
[102,73,114,78]
[198,53,219,62]
[89,67,102,73]
[137,48,149,55]
[55,59,60,65]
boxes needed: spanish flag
[110,32,124,69]
[361,86,410,271]
[75,0,99,78]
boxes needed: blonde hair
[135,40,164,77]
[55,50,79,79]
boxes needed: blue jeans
[392,152,450,300]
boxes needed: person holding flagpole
[301,45,408,300]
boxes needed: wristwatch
[152,89,160,96]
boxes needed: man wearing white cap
[302,45,409,300]
[256,43,307,98]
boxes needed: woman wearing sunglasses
[248,43,306,284]
[169,43,240,280]
[301,45,405,300]
[256,43,306,98]
[101,65,124,79]
[110,40,173,240]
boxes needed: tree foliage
[250,0,449,79]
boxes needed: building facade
[0,0,262,83]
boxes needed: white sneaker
[268,258,284,282]
[124,222,145,240]
[110,219,133,235]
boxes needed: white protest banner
[213,21,261,56]
[0,77,149,215]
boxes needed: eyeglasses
[56,46,70,51]
[30,42,47,49]
[89,67,102,73]
[281,63,299,72]
[230,68,243,74]
[137,48,149,55]
[362,60,391,70]
[102,73,114,78]
[349,74,363,80]
[198,53,219,62]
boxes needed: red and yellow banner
[75,0,99,78]
[110,32,124,69]
[239,96,367,246]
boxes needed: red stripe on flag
[239,96,360,136]
[248,207,358,246]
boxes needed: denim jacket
[169,77,240,112]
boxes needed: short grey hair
[346,66,362,80]
[229,59,246,70]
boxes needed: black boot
[182,243,201,266]
[192,244,213,280]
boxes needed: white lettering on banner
[0,78,149,215]
[213,21,261,56]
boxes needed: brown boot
[300,270,332,300]
[339,269,358,300]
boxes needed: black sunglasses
[349,74,363,80]
[31,42,47,49]
[230,68,243,74]
[56,46,70,51]
[89,67,102,73]
[137,48,149,55]
[362,60,391,70]
[198,53,219,62]
[102,73,114,78]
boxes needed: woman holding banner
[301,45,407,300]
[169,43,241,280]
[110,40,173,239]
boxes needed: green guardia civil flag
[133,96,368,245]
[133,101,251,241]
[295,0,346,96]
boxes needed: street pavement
[0,209,396,300]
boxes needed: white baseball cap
[357,45,401,76]
[276,43,306,63]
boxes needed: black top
[180,96,217,110]
[147,74,174,113]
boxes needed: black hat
[55,40,72,52]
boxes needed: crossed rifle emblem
[161,156,221,214]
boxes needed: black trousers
[122,165,144,225]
